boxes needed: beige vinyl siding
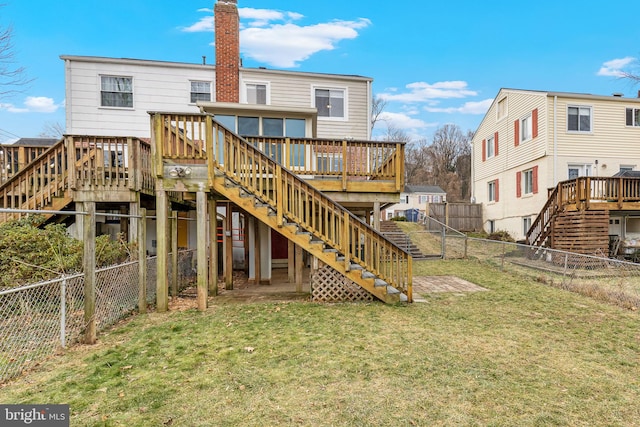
[240,69,371,139]
[64,57,214,137]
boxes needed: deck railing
[0,139,68,222]
[527,176,640,246]
[0,145,52,184]
[0,137,155,223]
[244,136,404,190]
[152,112,412,299]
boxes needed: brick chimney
[214,0,240,103]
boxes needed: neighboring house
[382,185,446,220]
[472,88,640,241]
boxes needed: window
[238,116,259,136]
[523,217,532,236]
[626,108,640,127]
[246,83,267,105]
[523,169,534,195]
[497,97,507,120]
[488,180,499,202]
[100,76,132,108]
[521,114,532,142]
[419,195,429,204]
[190,81,211,103]
[315,88,345,118]
[568,106,591,132]
[568,164,591,180]
[317,154,343,173]
[620,165,634,173]
[486,136,495,158]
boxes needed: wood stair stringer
[212,175,400,304]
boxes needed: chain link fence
[0,249,196,383]
[411,217,640,310]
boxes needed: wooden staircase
[380,221,433,260]
[155,113,413,303]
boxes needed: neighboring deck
[527,176,640,255]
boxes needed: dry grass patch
[1,260,639,426]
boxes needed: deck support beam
[209,198,218,296]
[197,191,208,310]
[156,188,169,312]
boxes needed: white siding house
[472,88,640,240]
[382,185,447,220]
[62,55,372,140]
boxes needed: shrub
[390,216,407,221]
[487,230,515,242]
[0,216,131,289]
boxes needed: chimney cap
[217,0,237,3]
[612,92,624,97]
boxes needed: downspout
[553,95,557,185]
[470,137,475,203]
[367,80,372,140]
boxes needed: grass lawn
[1,259,639,426]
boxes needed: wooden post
[225,203,233,289]
[66,136,77,190]
[288,240,295,283]
[342,140,347,191]
[197,191,208,311]
[295,244,303,292]
[373,201,381,231]
[170,210,178,298]
[343,211,350,272]
[151,113,164,177]
[138,208,147,314]
[407,256,413,303]
[209,198,218,295]
[83,202,96,344]
[254,219,261,286]
[156,188,169,312]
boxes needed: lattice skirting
[310,265,374,303]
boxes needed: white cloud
[424,98,493,115]
[241,19,370,67]
[597,57,637,77]
[0,97,61,114]
[378,112,437,130]
[379,81,477,103]
[182,7,371,68]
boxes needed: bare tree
[0,8,31,99]
[38,122,65,139]
[404,139,431,185]
[427,124,473,201]
[370,95,387,134]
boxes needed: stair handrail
[154,112,412,298]
[0,138,69,222]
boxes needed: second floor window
[315,88,345,118]
[626,107,640,127]
[190,81,211,103]
[568,106,591,132]
[101,76,132,108]
[247,84,267,105]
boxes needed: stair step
[386,286,400,295]
[374,278,388,287]
[323,248,338,253]
[361,271,375,279]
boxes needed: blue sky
[1,0,639,144]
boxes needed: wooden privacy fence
[427,202,482,232]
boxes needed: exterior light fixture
[168,166,192,178]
